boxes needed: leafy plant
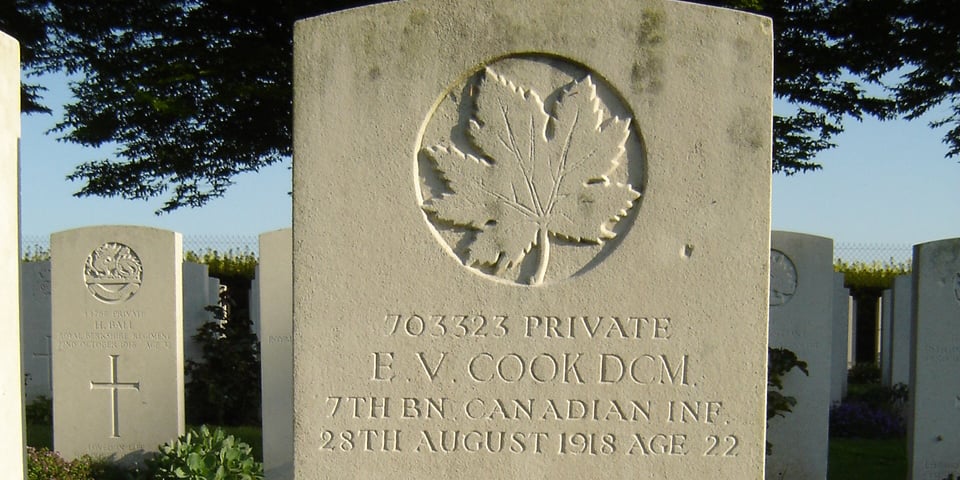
[767,347,809,455]
[847,362,882,385]
[145,425,263,480]
[25,395,52,425]
[22,245,51,262]
[27,447,93,480]
[184,249,257,280]
[422,68,639,285]
[185,285,261,426]
[835,259,910,290]
[830,401,905,438]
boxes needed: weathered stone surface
[890,274,912,387]
[21,260,53,402]
[766,231,833,479]
[907,238,960,480]
[293,0,772,477]
[831,271,850,404]
[51,226,185,466]
[258,229,293,479]
[182,262,211,366]
[0,29,24,480]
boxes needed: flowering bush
[27,447,93,480]
[829,401,905,438]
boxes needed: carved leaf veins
[423,68,640,285]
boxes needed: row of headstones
[15,225,960,479]
[767,233,960,480]
[21,258,222,402]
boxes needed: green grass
[828,437,907,480]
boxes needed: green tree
[4,0,957,211]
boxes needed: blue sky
[19,73,959,251]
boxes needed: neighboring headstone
[881,289,893,386]
[249,266,260,339]
[51,226,185,465]
[258,229,293,479]
[831,271,849,404]
[21,260,53,401]
[293,1,773,477]
[182,262,211,366]
[767,231,834,479]
[208,277,221,312]
[0,30,24,480]
[890,275,912,387]
[907,238,960,480]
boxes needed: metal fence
[21,234,260,256]
[21,233,913,265]
[833,243,913,266]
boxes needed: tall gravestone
[182,262,211,366]
[249,266,260,340]
[881,289,893,386]
[0,30,24,480]
[890,275,912,387]
[293,0,773,477]
[21,260,53,401]
[51,226,185,465]
[831,271,850,404]
[907,238,960,480]
[766,231,833,479]
[259,229,293,479]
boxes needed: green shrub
[835,259,910,290]
[25,395,52,425]
[27,447,93,480]
[145,425,263,480]
[848,362,882,384]
[184,249,257,280]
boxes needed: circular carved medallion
[416,54,645,286]
[84,242,143,304]
[769,249,797,307]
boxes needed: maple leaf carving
[422,68,641,285]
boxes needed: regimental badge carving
[84,243,143,304]
[37,265,51,296]
[416,56,644,286]
[769,249,798,307]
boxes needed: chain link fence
[833,242,912,266]
[21,234,260,256]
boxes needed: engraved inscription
[417,55,644,286]
[769,249,797,306]
[84,243,143,304]
[319,311,743,462]
[90,354,141,438]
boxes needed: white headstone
[258,229,293,479]
[907,238,960,480]
[831,271,850,404]
[0,30,24,480]
[208,277,221,309]
[51,226,185,465]
[21,260,53,401]
[293,1,773,477]
[766,231,834,479]
[881,289,893,386]
[249,265,260,339]
[890,274,912,387]
[182,262,211,366]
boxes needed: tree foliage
[4,0,958,211]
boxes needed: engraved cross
[32,335,52,390]
[90,354,141,438]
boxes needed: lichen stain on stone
[727,108,765,151]
[630,8,666,96]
